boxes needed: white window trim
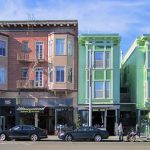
[48,40,53,57]
[34,67,44,87]
[55,66,65,83]
[55,38,65,56]
[35,41,44,60]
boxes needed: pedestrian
[118,122,123,141]
[136,125,140,138]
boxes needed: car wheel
[94,135,102,142]
[0,133,7,141]
[65,135,72,141]
[30,134,38,141]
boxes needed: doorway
[92,111,104,128]
[0,116,5,131]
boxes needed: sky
[0,0,150,55]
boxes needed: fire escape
[16,22,44,90]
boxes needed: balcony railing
[17,80,46,89]
[17,53,45,63]
[17,80,34,89]
[17,53,33,62]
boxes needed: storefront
[78,105,120,135]
[0,98,16,130]
[17,98,74,134]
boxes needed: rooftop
[0,20,78,27]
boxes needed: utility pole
[89,48,92,127]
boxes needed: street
[0,141,150,150]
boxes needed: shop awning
[16,106,45,113]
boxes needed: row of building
[0,20,150,135]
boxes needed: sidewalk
[46,135,150,142]
[46,135,124,141]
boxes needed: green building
[78,34,120,135]
[121,34,150,134]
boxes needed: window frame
[0,68,6,84]
[35,41,44,60]
[55,66,65,82]
[94,51,104,69]
[22,41,29,53]
[55,38,65,55]
[21,68,28,79]
[0,40,6,57]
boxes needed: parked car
[0,125,48,141]
[58,126,109,142]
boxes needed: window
[94,52,104,68]
[0,40,6,56]
[147,81,150,99]
[23,126,35,130]
[56,66,65,82]
[105,81,110,98]
[147,51,150,68]
[36,42,44,59]
[94,81,111,99]
[68,67,72,83]
[0,68,6,84]
[49,70,53,82]
[68,39,73,56]
[49,40,53,56]
[105,51,110,68]
[21,68,28,79]
[35,68,43,87]
[56,39,65,55]
[22,41,29,52]
[94,82,104,98]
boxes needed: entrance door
[107,110,115,135]
[92,111,104,128]
[35,68,43,87]
[0,116,5,131]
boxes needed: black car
[0,125,48,141]
[58,126,109,142]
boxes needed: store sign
[17,107,45,113]
[5,100,11,105]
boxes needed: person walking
[118,122,123,141]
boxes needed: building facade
[0,20,78,134]
[121,34,150,134]
[78,34,120,135]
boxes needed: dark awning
[16,106,45,113]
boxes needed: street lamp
[89,48,92,127]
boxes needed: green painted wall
[121,35,150,110]
[78,34,120,105]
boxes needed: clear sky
[0,0,150,55]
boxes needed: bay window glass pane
[94,52,104,68]
[56,39,65,55]
[94,82,104,98]
[68,39,73,56]
[49,70,53,82]
[49,40,53,56]
[0,68,6,84]
[56,66,64,82]
[105,51,110,68]
[105,81,110,98]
